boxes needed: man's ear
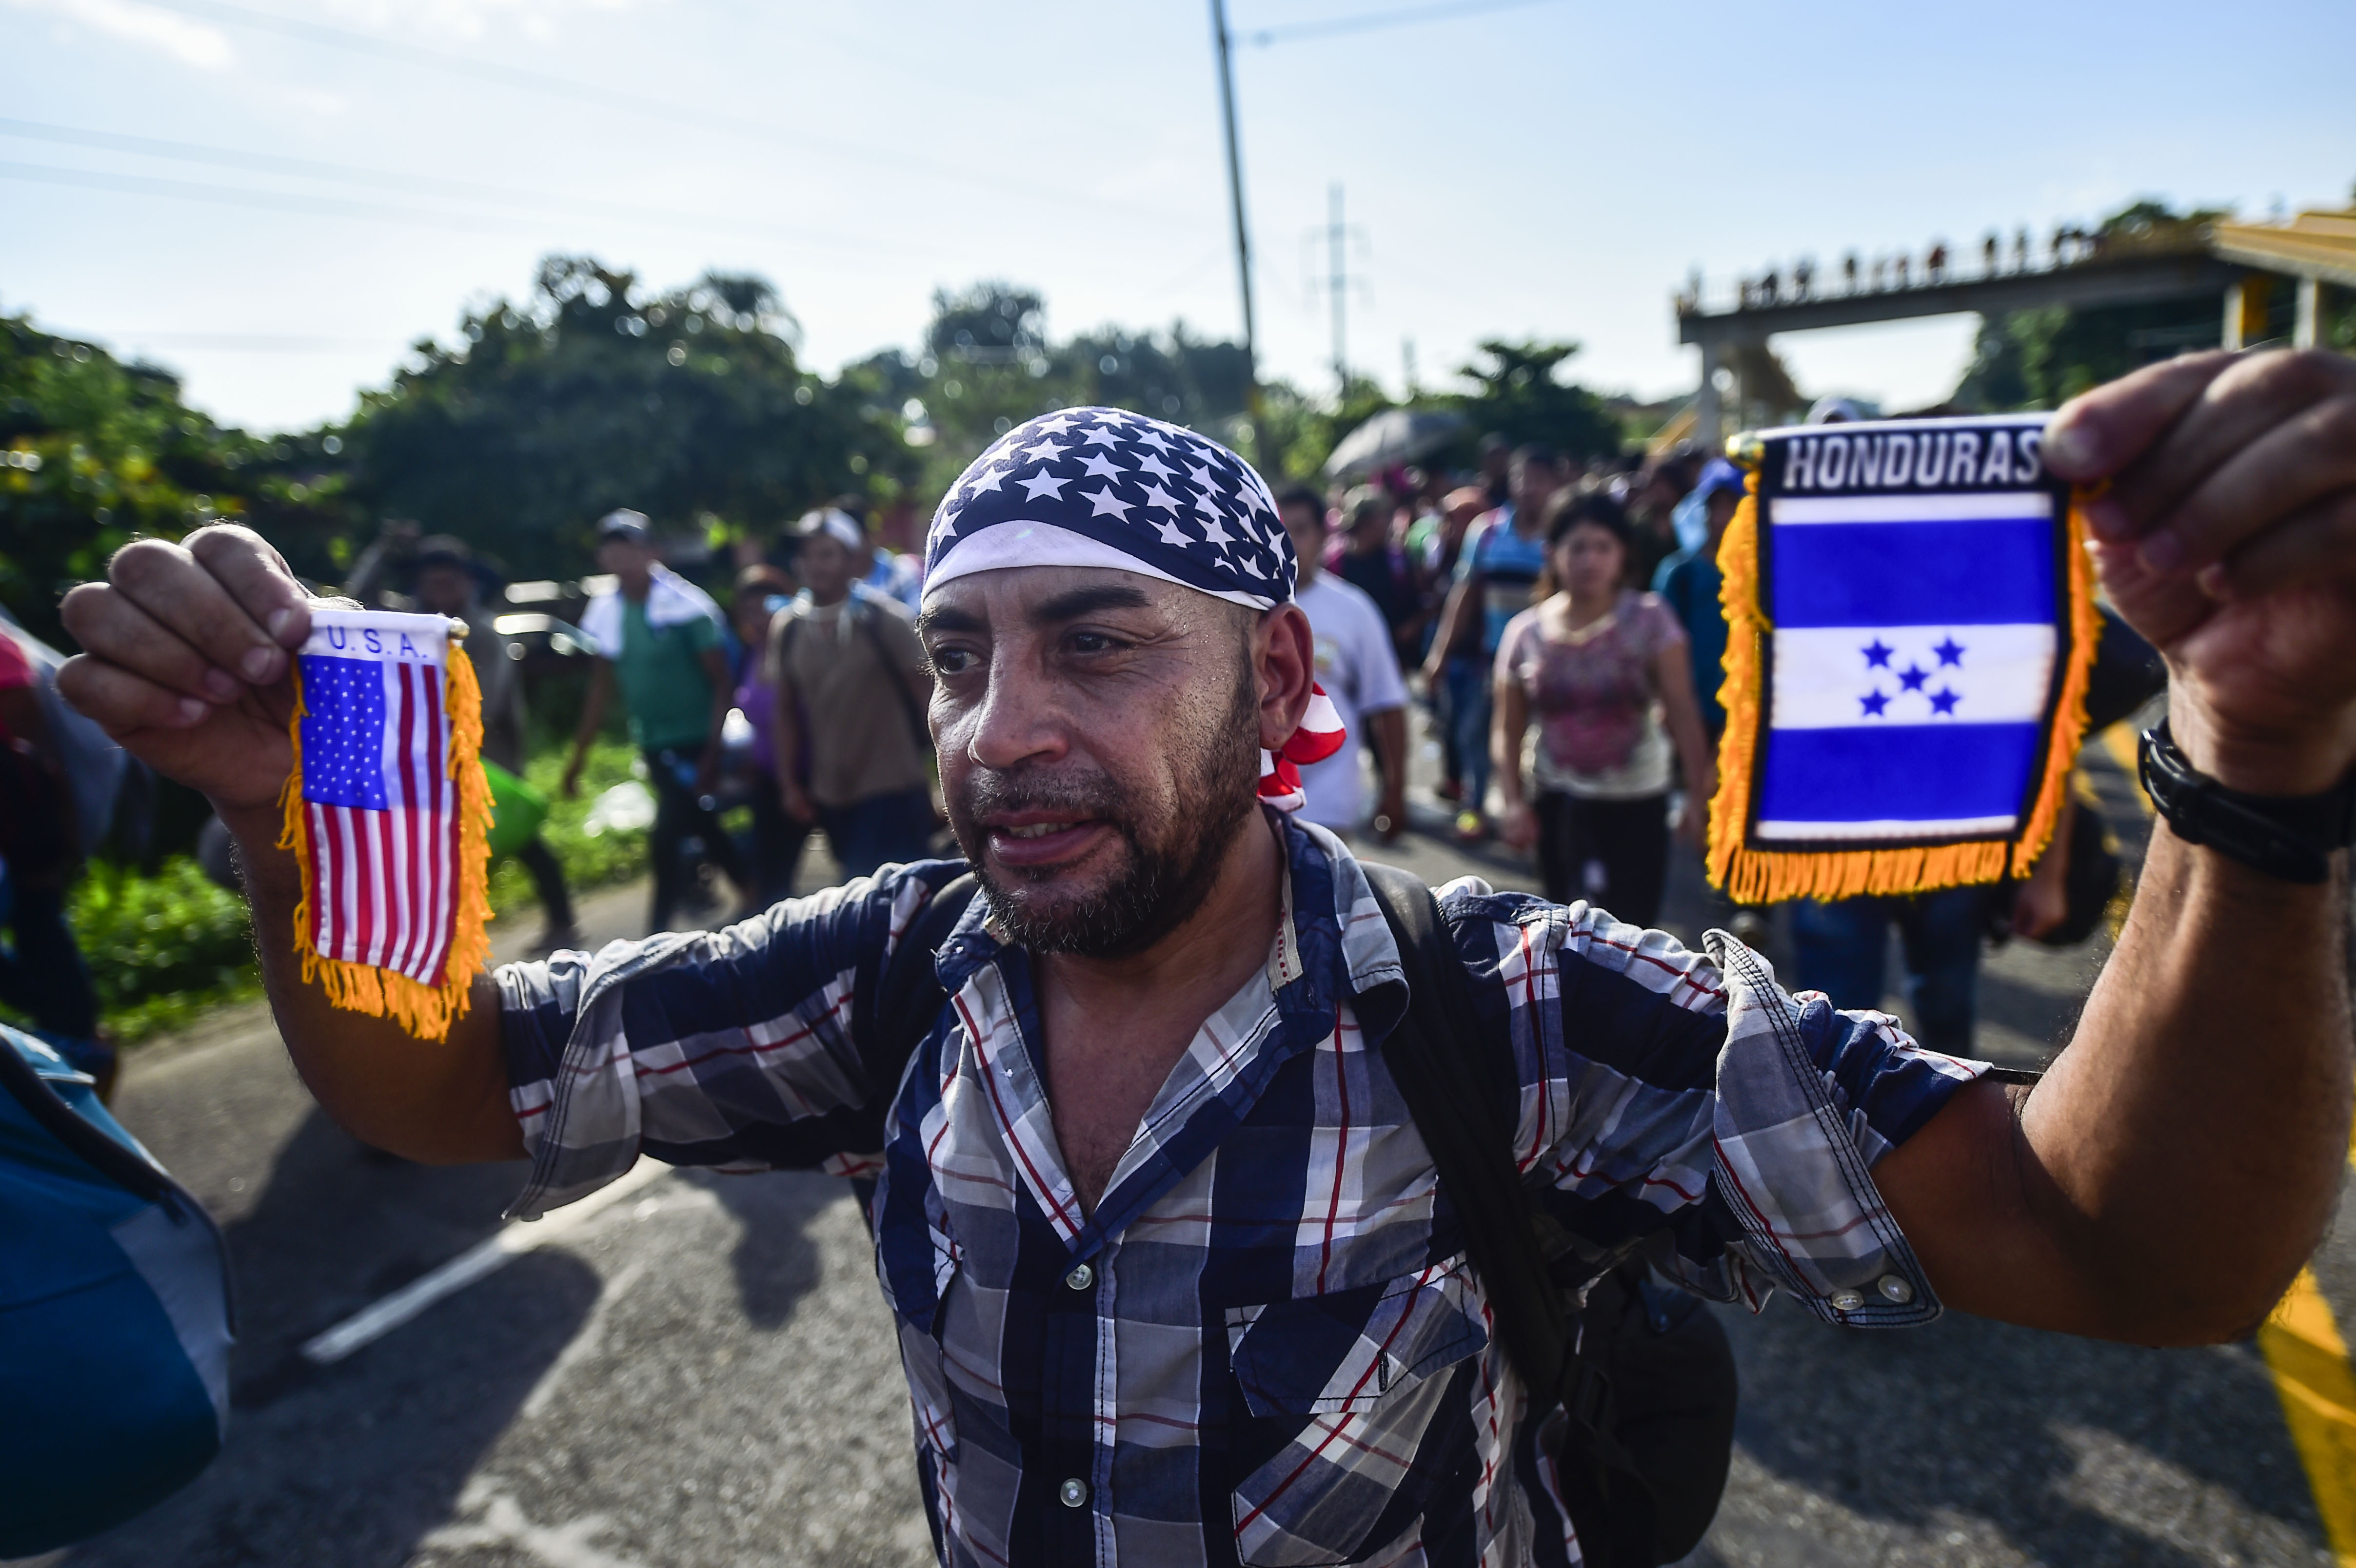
[1252,603,1316,752]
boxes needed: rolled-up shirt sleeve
[496,863,958,1219]
[1438,885,1987,1326]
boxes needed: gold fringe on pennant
[1703,476,2099,904]
[277,640,495,1041]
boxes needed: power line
[0,160,520,233]
[0,118,899,257]
[131,0,1172,220]
[0,159,945,274]
[1244,0,1563,47]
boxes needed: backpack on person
[855,865,1740,1568]
[772,592,933,759]
[0,1024,234,1556]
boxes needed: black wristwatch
[2138,720,2356,885]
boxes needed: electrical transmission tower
[1305,182,1370,398]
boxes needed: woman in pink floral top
[1491,490,1717,922]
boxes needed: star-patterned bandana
[923,407,1343,809]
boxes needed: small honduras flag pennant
[276,609,495,1041]
[1705,414,2097,902]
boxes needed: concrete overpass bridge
[1674,211,2354,448]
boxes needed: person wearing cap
[56,353,2356,1567]
[768,508,936,881]
[346,524,580,948]
[416,537,578,950]
[566,509,753,931]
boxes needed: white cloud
[12,0,234,67]
[318,0,641,45]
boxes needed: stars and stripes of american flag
[296,610,464,987]
[921,405,1346,808]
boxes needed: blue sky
[3,0,2351,433]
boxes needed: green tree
[339,256,897,576]
[0,314,346,647]
[876,282,1255,502]
[1448,339,1618,461]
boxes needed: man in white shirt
[1276,488,1409,839]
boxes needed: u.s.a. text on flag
[277,608,493,1040]
[1706,415,2097,901]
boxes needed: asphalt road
[25,725,2352,1568]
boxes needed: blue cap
[1695,458,1746,503]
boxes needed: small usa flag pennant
[278,609,494,1040]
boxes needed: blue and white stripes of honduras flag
[1756,414,2069,844]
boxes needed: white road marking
[300,1158,668,1365]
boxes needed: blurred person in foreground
[730,562,808,906]
[0,620,103,1082]
[769,508,935,881]
[1423,445,1568,839]
[1276,487,1410,841]
[57,355,2356,1566]
[1494,491,1715,924]
[564,510,753,931]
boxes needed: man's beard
[949,666,1263,961]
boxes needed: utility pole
[1327,183,1348,396]
[1208,0,1260,455]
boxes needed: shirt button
[1878,1274,1915,1304]
[1065,1262,1094,1291]
[1059,1478,1089,1509]
[1829,1289,1865,1313]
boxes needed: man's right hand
[60,523,523,1167]
[58,524,314,826]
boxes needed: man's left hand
[2046,349,2356,795]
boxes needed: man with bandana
[56,351,2356,1567]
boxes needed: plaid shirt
[496,818,1983,1567]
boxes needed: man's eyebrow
[1030,584,1154,625]
[914,605,985,639]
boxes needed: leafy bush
[68,856,259,1041]
[486,738,652,915]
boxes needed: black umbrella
[1321,408,1468,480]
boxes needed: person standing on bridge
[57,359,2356,1568]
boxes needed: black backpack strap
[851,871,979,1108]
[855,599,934,756]
[1363,863,1665,1565]
[1360,864,1572,1403]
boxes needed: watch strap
[2138,721,2355,885]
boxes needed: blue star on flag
[1862,638,1893,668]
[1860,688,1891,718]
[1929,687,1960,716]
[1934,635,1965,667]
